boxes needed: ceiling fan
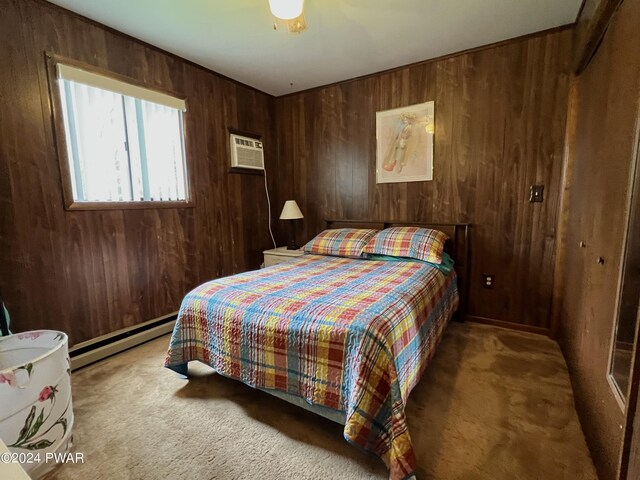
[269,0,307,34]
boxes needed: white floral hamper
[0,331,74,478]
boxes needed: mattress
[165,254,458,480]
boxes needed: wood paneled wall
[273,28,573,330]
[572,0,624,74]
[0,0,276,346]
[555,0,640,478]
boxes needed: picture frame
[376,101,435,184]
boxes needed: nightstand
[263,247,304,267]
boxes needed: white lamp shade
[280,200,304,220]
[269,0,304,20]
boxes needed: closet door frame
[618,111,640,480]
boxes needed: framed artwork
[376,101,435,184]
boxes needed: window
[54,63,189,208]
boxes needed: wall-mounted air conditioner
[229,133,264,170]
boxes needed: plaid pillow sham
[363,226,449,264]
[303,228,379,258]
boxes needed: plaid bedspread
[165,254,458,480]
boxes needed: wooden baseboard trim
[465,315,550,336]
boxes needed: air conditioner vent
[230,134,264,170]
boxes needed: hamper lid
[0,331,68,374]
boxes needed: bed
[165,220,470,480]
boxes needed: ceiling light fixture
[269,0,307,34]
[286,14,307,34]
[269,0,304,20]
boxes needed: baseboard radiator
[69,313,177,371]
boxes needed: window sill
[65,200,195,211]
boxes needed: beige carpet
[51,323,596,480]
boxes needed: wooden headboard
[325,219,471,317]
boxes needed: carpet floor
[51,322,597,480]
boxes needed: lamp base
[287,239,299,250]
[287,221,299,250]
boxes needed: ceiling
[46,0,583,96]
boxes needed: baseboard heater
[69,312,177,371]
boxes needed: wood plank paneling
[0,0,276,346]
[273,28,573,329]
[572,0,624,74]
[555,0,640,478]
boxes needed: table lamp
[279,200,304,250]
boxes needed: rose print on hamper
[16,332,43,340]
[0,372,17,386]
[39,386,55,402]
[0,363,33,388]
[9,384,70,450]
